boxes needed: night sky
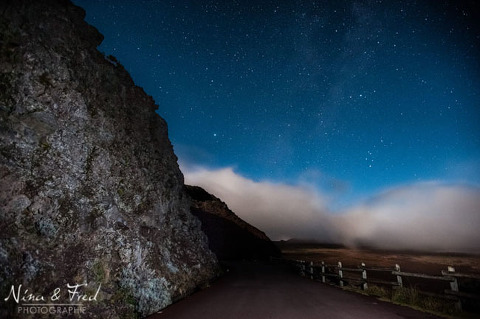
[73,0,480,248]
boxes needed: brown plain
[280,245,480,276]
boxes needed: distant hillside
[274,239,346,251]
[185,185,281,260]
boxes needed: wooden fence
[291,259,480,312]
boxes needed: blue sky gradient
[73,1,480,248]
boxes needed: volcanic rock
[0,0,219,317]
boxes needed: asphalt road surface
[148,260,442,319]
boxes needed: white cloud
[182,164,480,253]
[183,165,340,242]
[339,182,480,252]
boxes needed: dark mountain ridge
[185,185,281,260]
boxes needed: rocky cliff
[0,0,219,317]
[185,185,280,260]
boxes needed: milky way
[74,1,480,248]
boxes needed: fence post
[446,266,462,312]
[361,262,368,290]
[338,261,344,287]
[321,261,326,283]
[395,264,403,288]
[296,260,302,276]
[309,261,314,280]
[301,260,306,277]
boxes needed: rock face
[185,185,281,261]
[0,0,219,317]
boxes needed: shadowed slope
[185,185,280,260]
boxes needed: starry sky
[73,1,480,248]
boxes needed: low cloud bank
[337,183,480,252]
[183,165,480,253]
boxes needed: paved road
[148,260,442,319]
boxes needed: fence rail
[289,259,480,312]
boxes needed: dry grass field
[277,242,480,275]
[276,242,480,317]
